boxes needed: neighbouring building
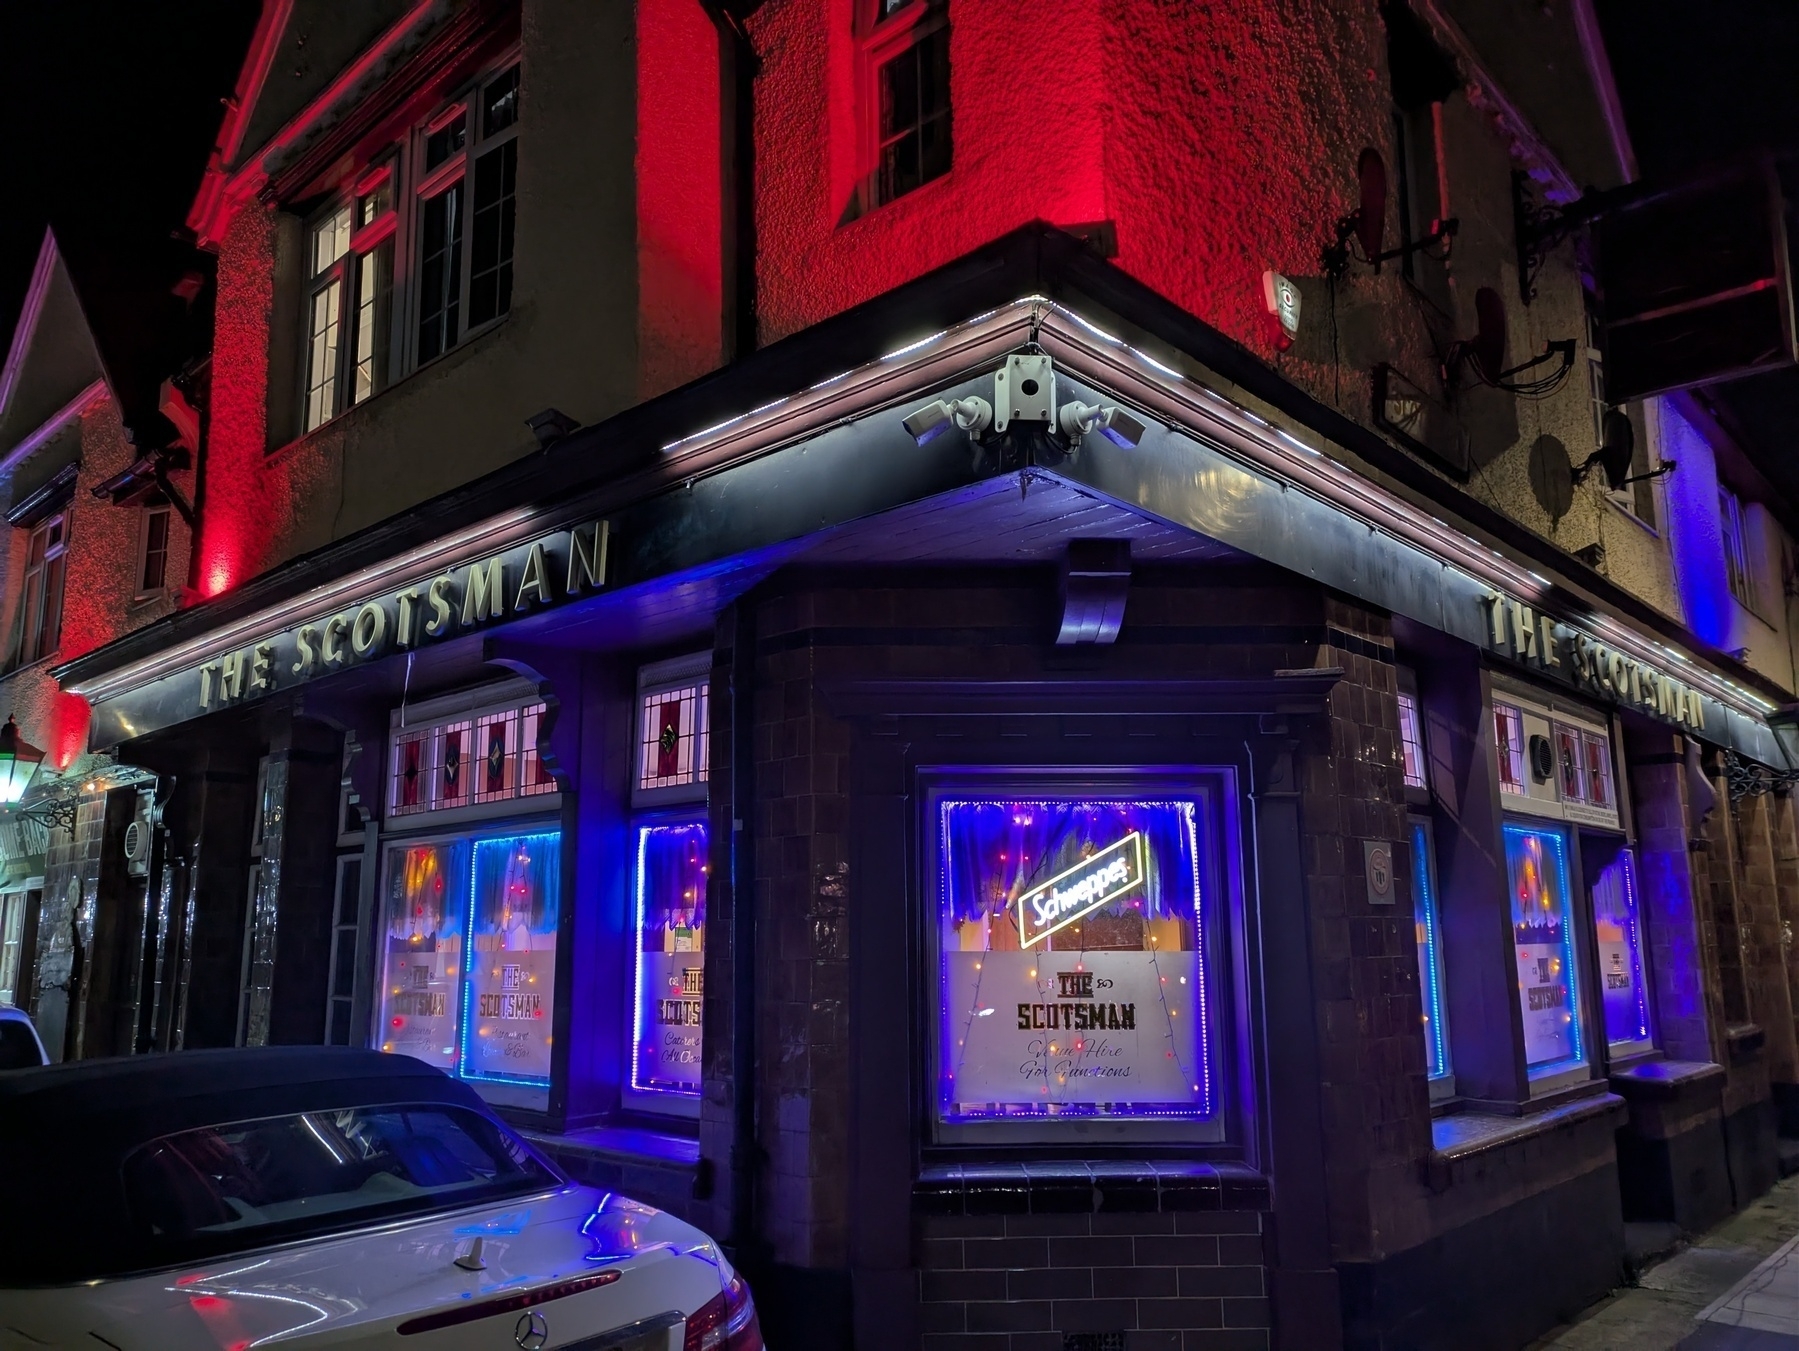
[10,3,1799,1350]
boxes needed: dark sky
[0,1,259,350]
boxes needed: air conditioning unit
[123,792,155,878]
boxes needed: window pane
[876,26,951,205]
[377,839,471,1074]
[416,184,464,363]
[1397,692,1426,789]
[141,507,170,591]
[1411,820,1450,1080]
[633,821,708,1097]
[39,552,64,658]
[304,279,344,432]
[1583,733,1613,808]
[1554,725,1585,802]
[1592,849,1653,1052]
[937,798,1214,1123]
[351,238,394,405]
[483,65,520,138]
[461,833,560,1086]
[310,205,352,276]
[468,141,517,328]
[19,565,43,665]
[358,175,393,227]
[1504,822,1585,1076]
[1495,703,1526,792]
[425,111,467,171]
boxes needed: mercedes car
[0,1046,761,1350]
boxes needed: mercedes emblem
[514,1310,550,1350]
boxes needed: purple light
[631,819,709,1098]
[1593,848,1653,1050]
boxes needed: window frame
[135,499,174,599]
[1409,814,1454,1100]
[14,509,68,669]
[625,810,710,1119]
[1720,483,1759,614]
[292,54,520,439]
[634,653,712,808]
[852,0,951,217]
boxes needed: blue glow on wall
[1410,821,1451,1081]
[1659,401,1734,650]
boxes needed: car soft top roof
[0,1044,442,1110]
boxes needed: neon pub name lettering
[197,521,610,712]
[1014,831,1148,948]
[1480,591,1705,732]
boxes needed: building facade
[10,3,1799,1350]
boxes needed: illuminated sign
[191,520,611,716]
[1014,832,1146,948]
[1481,591,1706,732]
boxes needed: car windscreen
[95,1103,556,1278]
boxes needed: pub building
[51,233,1795,1350]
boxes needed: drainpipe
[727,599,761,1260]
[700,0,760,361]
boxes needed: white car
[0,1046,762,1350]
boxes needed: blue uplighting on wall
[1410,821,1451,1081]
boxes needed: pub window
[630,818,709,1108]
[13,511,67,668]
[1503,821,1589,1089]
[930,780,1228,1143]
[1397,691,1427,789]
[1591,848,1654,1058]
[1494,701,1527,794]
[635,655,711,804]
[1410,817,1451,1093]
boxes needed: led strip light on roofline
[70,297,1776,723]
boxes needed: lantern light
[0,717,46,807]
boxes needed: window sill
[522,1122,700,1172]
[1427,1091,1624,1177]
[1609,1058,1724,1103]
[914,1160,1269,1216]
[2,651,63,680]
[1603,494,1660,538]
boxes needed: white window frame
[1721,484,1759,614]
[295,54,519,437]
[135,500,174,598]
[387,680,556,824]
[634,653,712,807]
[854,0,951,214]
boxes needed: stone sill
[915,1160,1269,1217]
[1726,1023,1766,1063]
[522,1122,700,1171]
[1609,1058,1726,1102]
[1429,1092,1626,1170]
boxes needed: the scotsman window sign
[193,522,611,713]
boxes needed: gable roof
[0,230,107,456]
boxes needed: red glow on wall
[48,694,91,771]
[637,0,725,396]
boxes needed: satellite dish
[1472,287,1508,385]
[1356,149,1387,261]
[1598,409,1635,490]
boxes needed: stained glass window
[1495,703,1526,793]
[1504,822,1586,1078]
[632,820,709,1098]
[390,699,555,816]
[935,796,1214,1125]
[637,680,709,796]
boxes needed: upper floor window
[1720,485,1757,611]
[635,656,711,806]
[14,512,67,668]
[853,2,949,215]
[137,501,172,596]
[389,694,554,819]
[298,60,519,437]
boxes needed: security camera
[1058,401,1147,449]
[902,396,994,446]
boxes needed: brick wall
[917,1211,1270,1351]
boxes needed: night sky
[0,1,259,349]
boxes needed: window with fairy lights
[630,819,710,1108]
[1503,821,1588,1088]
[931,785,1225,1142]
[375,829,561,1091]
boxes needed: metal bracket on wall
[1723,749,1799,802]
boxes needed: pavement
[1528,1174,1799,1350]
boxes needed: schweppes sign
[1015,832,1147,948]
